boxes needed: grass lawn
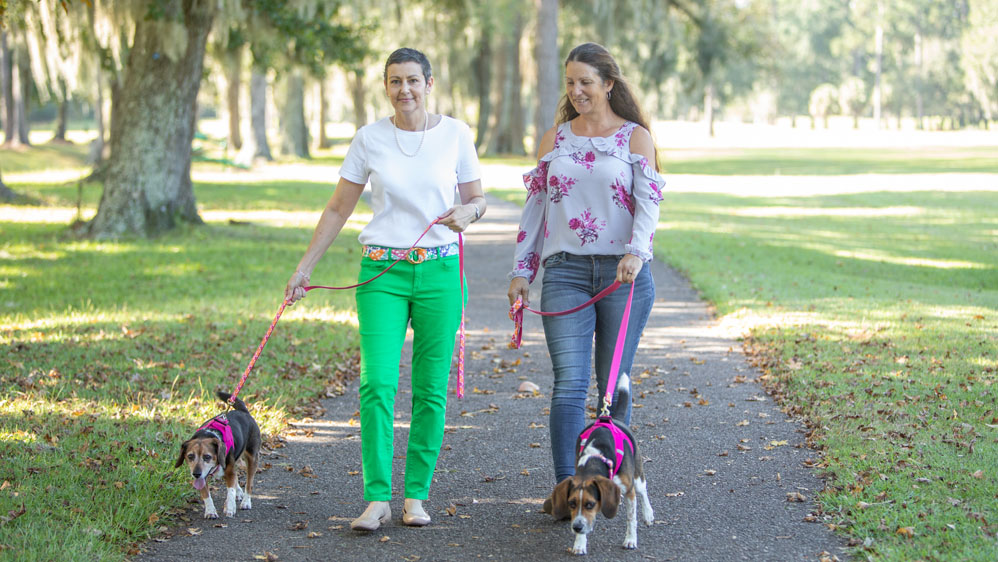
[493,150,998,560]
[1,161,366,559]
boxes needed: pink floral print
[568,208,605,246]
[570,150,596,171]
[524,161,548,203]
[517,251,540,280]
[517,229,527,243]
[548,174,575,203]
[614,122,635,148]
[648,180,663,203]
[610,175,634,215]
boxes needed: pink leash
[508,279,634,416]
[228,218,468,404]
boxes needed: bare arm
[285,177,366,303]
[437,179,486,232]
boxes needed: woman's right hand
[285,270,310,305]
[508,277,530,308]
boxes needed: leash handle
[508,280,622,349]
[600,281,635,417]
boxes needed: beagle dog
[545,374,654,555]
[175,391,261,519]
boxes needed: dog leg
[635,477,654,525]
[571,532,588,555]
[201,488,218,520]
[241,454,257,511]
[622,493,638,549]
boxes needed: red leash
[508,278,634,416]
[228,218,468,403]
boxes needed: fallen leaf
[971,470,984,479]
[518,381,540,392]
[786,492,806,502]
[736,420,749,427]
[704,469,717,476]
[379,536,390,542]
[896,526,914,538]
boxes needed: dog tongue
[193,477,206,490]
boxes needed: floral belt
[362,242,459,264]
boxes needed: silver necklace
[392,111,428,157]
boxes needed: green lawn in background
[657,188,998,560]
[1,175,365,560]
[662,146,998,175]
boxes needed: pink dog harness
[199,414,235,457]
[578,416,634,478]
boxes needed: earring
[607,90,612,100]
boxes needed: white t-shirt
[339,115,481,248]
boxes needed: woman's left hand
[437,203,476,233]
[616,254,643,284]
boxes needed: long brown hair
[557,43,658,169]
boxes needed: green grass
[1,175,366,559]
[662,147,998,175]
[656,189,998,560]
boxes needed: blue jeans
[540,253,655,482]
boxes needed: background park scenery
[1,0,997,560]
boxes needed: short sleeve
[455,122,481,183]
[338,127,369,185]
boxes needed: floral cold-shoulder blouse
[510,121,665,283]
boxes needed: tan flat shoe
[350,501,391,532]
[402,499,430,527]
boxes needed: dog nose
[192,470,202,478]
[572,522,585,533]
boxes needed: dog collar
[199,414,235,456]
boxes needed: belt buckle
[406,248,427,264]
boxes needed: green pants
[355,255,463,501]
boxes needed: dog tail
[217,390,249,413]
[610,373,630,421]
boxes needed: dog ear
[212,438,226,470]
[175,440,191,469]
[550,478,574,520]
[595,476,620,519]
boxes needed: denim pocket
[542,252,566,268]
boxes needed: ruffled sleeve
[624,155,664,261]
[510,159,549,282]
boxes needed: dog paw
[203,510,218,520]
[622,538,637,550]
[570,546,587,555]
[643,512,655,526]
[240,497,252,510]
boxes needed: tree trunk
[51,79,69,143]
[534,0,559,153]
[348,68,366,130]
[473,29,493,150]
[317,77,331,148]
[278,70,309,158]
[91,58,106,165]
[224,44,243,151]
[14,43,30,146]
[914,31,924,130]
[873,2,883,128]
[489,13,525,155]
[705,81,715,137]
[239,66,272,162]
[86,0,215,238]
[1,30,13,145]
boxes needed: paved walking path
[142,196,848,561]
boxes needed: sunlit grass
[0,174,368,560]
[655,189,998,561]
